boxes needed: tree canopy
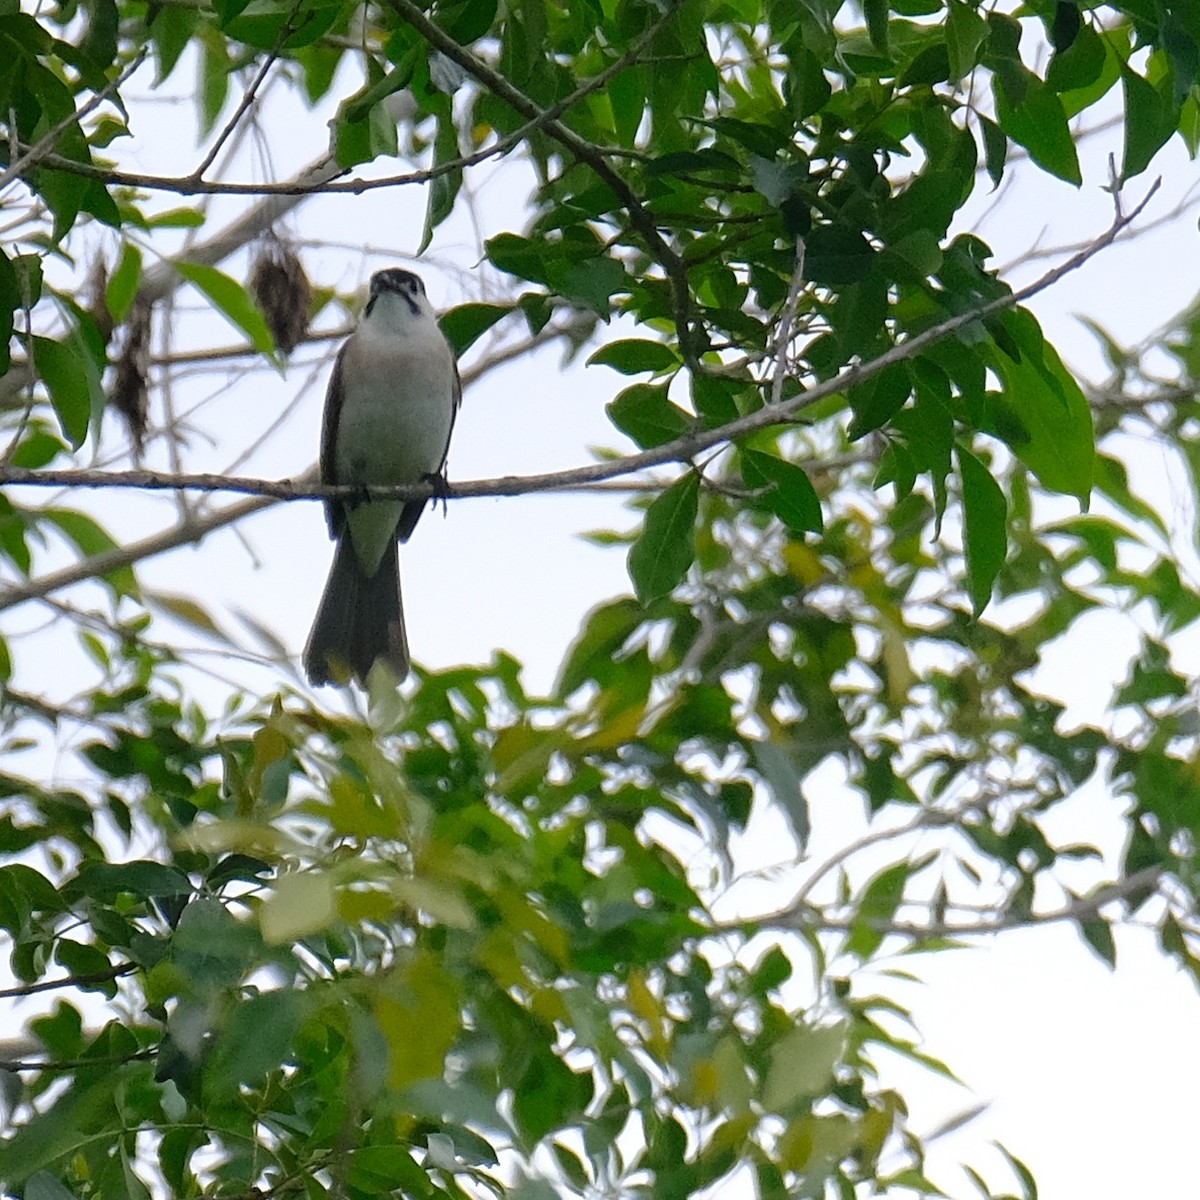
[2,0,1200,1197]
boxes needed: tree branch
[0,963,136,999]
[384,0,700,362]
[754,864,1169,941]
[0,49,149,195]
[0,181,1159,499]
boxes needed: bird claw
[423,469,451,517]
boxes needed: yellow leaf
[391,877,475,929]
[260,872,336,943]
[375,952,460,1089]
[762,1022,846,1113]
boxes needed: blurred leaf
[260,872,336,943]
[32,337,91,447]
[105,243,142,324]
[995,77,1081,185]
[1121,64,1174,179]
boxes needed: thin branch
[0,963,136,999]
[0,182,1161,615]
[0,181,1160,500]
[770,237,807,407]
[754,864,1168,940]
[188,13,298,181]
[3,8,675,202]
[384,0,700,362]
[0,1048,156,1072]
[0,48,149,195]
[0,494,274,614]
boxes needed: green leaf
[627,472,700,605]
[32,336,91,447]
[979,114,1007,187]
[105,242,142,323]
[741,448,823,533]
[1051,0,1081,52]
[1121,64,1173,180]
[848,362,911,438]
[555,598,643,696]
[206,989,306,1094]
[805,225,877,285]
[995,76,1081,185]
[749,155,806,206]
[607,383,692,448]
[348,1146,429,1193]
[608,65,645,147]
[145,207,205,229]
[1079,915,1116,966]
[863,0,888,53]
[0,250,19,373]
[175,261,275,353]
[563,256,626,315]
[43,508,137,596]
[753,740,810,847]
[988,309,1094,502]
[847,861,912,958]
[439,301,513,356]
[419,112,462,254]
[956,445,1008,614]
[946,0,989,80]
[26,1172,79,1200]
[588,338,680,375]
[437,0,497,42]
[199,28,230,136]
[1046,21,1106,93]
[762,1022,846,1112]
[261,872,336,943]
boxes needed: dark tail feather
[303,535,409,686]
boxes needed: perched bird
[303,268,460,687]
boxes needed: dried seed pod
[249,239,312,354]
[87,256,115,347]
[112,297,151,457]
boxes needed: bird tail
[303,535,409,686]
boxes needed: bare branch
[753,864,1168,941]
[0,181,1160,498]
[0,494,274,614]
[383,0,700,361]
[0,964,136,999]
[0,49,149,195]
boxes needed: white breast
[334,297,457,487]
[333,291,457,574]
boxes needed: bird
[303,267,460,687]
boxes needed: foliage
[1,0,1200,1198]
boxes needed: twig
[0,1049,156,1072]
[0,181,1161,615]
[0,963,136,999]
[0,49,148,195]
[0,494,274,614]
[188,13,296,181]
[384,0,700,362]
[2,8,676,202]
[770,237,807,406]
[754,864,1167,940]
[0,182,1160,500]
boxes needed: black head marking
[366,268,426,317]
